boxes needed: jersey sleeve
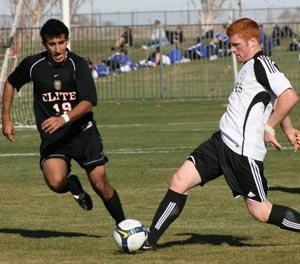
[254,56,292,97]
[8,57,32,91]
[75,57,97,106]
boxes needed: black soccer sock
[148,189,187,246]
[267,204,300,232]
[103,190,126,225]
[66,176,83,195]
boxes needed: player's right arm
[2,80,16,142]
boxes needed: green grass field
[1,100,300,263]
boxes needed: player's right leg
[41,157,92,210]
[143,160,202,250]
[42,158,69,193]
[143,132,222,250]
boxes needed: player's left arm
[42,100,92,134]
[280,115,300,152]
[265,88,298,150]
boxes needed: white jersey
[220,51,292,161]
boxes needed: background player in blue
[1,19,125,225]
[143,18,300,250]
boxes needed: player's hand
[2,119,15,142]
[42,116,65,134]
[264,126,282,151]
[286,128,300,152]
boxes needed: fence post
[159,52,165,99]
[159,28,165,100]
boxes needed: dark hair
[40,19,69,43]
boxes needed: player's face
[44,34,69,64]
[229,34,253,63]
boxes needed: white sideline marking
[0,153,38,157]
[6,121,218,130]
[0,147,190,157]
[0,146,296,158]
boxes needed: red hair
[226,18,259,41]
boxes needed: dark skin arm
[41,100,93,134]
[2,80,16,142]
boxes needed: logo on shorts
[247,191,256,198]
[53,79,62,91]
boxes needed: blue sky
[79,0,299,13]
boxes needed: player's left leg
[87,165,125,224]
[245,198,300,232]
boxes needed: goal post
[0,0,72,127]
[0,0,24,98]
[62,0,71,50]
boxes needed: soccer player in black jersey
[142,18,300,250]
[1,19,125,225]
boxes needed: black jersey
[8,50,97,146]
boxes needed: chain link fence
[0,8,300,125]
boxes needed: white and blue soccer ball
[113,219,147,252]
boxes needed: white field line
[1,121,219,130]
[0,121,296,156]
[0,145,296,158]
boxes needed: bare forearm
[41,100,93,134]
[66,100,93,122]
[1,80,15,122]
[267,88,298,128]
[280,115,294,134]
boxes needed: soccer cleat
[69,175,93,211]
[73,192,93,211]
[142,239,156,251]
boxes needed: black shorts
[187,131,268,202]
[40,124,108,174]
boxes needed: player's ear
[248,37,258,49]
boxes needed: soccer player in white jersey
[143,18,300,250]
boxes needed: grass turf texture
[1,99,300,263]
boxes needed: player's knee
[247,202,272,223]
[169,172,188,194]
[250,211,269,223]
[45,176,67,193]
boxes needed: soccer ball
[113,219,147,252]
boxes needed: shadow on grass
[0,228,101,239]
[158,233,273,249]
[269,186,300,194]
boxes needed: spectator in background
[272,24,281,46]
[207,24,229,60]
[142,19,169,50]
[259,24,272,56]
[166,25,184,45]
[95,61,110,77]
[115,26,133,48]
[119,49,136,72]
[138,47,170,67]
[86,58,99,78]
[184,42,207,60]
[106,47,122,71]
[167,44,190,64]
